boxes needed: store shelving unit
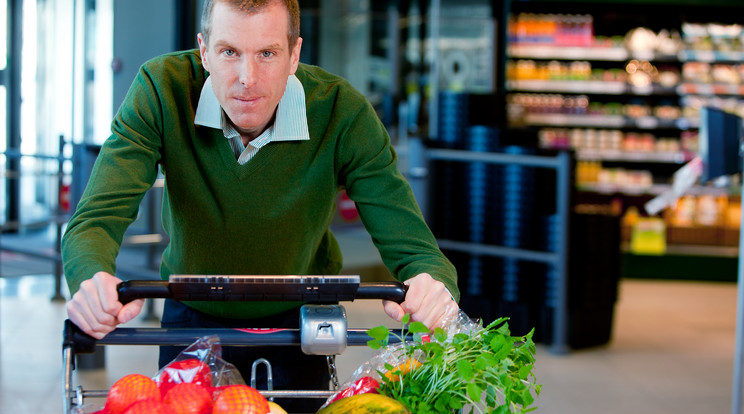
[407,138,573,355]
[504,1,744,259]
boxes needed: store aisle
[0,275,738,414]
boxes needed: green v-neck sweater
[62,49,458,319]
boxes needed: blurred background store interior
[2,0,744,413]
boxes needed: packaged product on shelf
[711,64,741,85]
[695,194,725,227]
[657,66,681,88]
[723,198,741,246]
[655,29,684,56]
[625,59,657,87]
[707,23,742,52]
[509,13,594,47]
[654,103,682,120]
[682,62,712,83]
[630,217,667,255]
[656,137,681,153]
[669,195,697,227]
[625,27,658,56]
[624,100,652,118]
[681,131,699,153]
[681,22,711,51]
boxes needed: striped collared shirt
[194,75,310,165]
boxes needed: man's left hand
[383,273,459,330]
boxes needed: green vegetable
[366,314,541,414]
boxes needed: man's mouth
[235,96,259,103]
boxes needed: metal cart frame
[62,276,408,413]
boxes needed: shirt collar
[194,74,309,142]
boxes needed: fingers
[383,299,405,322]
[398,273,460,330]
[118,299,145,324]
[66,272,135,339]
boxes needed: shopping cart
[62,274,409,414]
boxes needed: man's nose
[239,58,258,87]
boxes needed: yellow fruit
[317,393,410,414]
[383,358,422,382]
[267,401,287,414]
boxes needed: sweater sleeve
[61,64,164,294]
[336,98,460,302]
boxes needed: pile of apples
[92,358,285,414]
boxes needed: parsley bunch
[367,314,541,414]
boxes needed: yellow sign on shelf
[630,217,667,255]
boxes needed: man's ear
[197,33,210,72]
[289,37,303,75]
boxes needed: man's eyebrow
[262,43,285,51]
[211,39,235,49]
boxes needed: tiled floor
[1,275,739,413]
[0,228,741,413]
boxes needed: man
[63,0,458,410]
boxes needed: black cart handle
[116,279,408,305]
[117,280,172,304]
[65,278,407,354]
[354,281,407,302]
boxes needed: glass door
[2,0,111,228]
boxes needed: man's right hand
[66,271,145,339]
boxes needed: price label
[635,116,658,129]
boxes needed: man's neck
[228,113,276,146]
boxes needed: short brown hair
[200,0,300,48]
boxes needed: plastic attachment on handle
[63,319,97,355]
[116,280,171,304]
[354,281,407,303]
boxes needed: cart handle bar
[117,279,408,304]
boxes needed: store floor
[0,229,739,413]
[1,275,738,413]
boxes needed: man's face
[198,1,302,140]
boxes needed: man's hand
[383,273,459,330]
[66,271,144,339]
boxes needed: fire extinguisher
[59,183,71,213]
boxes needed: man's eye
[223,49,235,56]
[261,51,274,58]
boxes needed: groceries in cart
[319,310,541,414]
[64,277,540,413]
[74,335,286,414]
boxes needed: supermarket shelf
[437,239,558,264]
[678,83,744,96]
[578,183,661,196]
[508,80,678,96]
[575,149,693,164]
[680,50,744,63]
[622,242,739,258]
[627,85,679,96]
[578,183,731,196]
[524,113,691,129]
[525,113,625,127]
[509,45,744,63]
[665,244,739,258]
[508,80,626,94]
[508,45,630,61]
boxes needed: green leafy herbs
[365,315,541,414]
